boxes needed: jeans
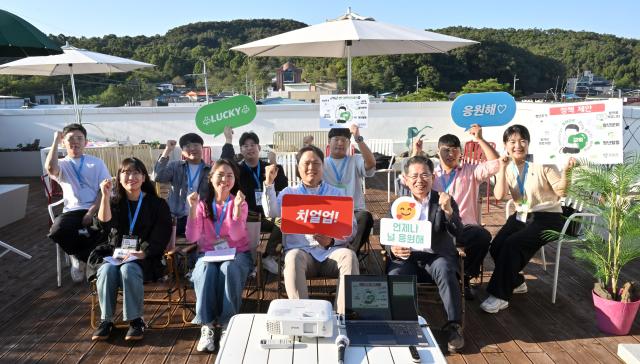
[96,262,144,321]
[191,251,253,326]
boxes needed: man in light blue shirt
[263,145,359,314]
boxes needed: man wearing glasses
[46,123,111,282]
[155,133,235,236]
[418,125,499,300]
[386,156,465,352]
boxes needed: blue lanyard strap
[243,162,261,190]
[212,196,232,238]
[328,157,349,184]
[440,169,457,193]
[70,155,86,187]
[300,181,327,195]
[127,192,145,235]
[186,162,204,192]
[512,161,529,198]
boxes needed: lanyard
[512,161,529,198]
[440,169,457,193]
[186,162,204,192]
[127,192,145,235]
[328,157,349,184]
[70,155,86,187]
[212,195,232,238]
[244,161,261,190]
[300,181,327,195]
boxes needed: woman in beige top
[480,124,575,314]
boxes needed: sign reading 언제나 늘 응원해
[379,196,432,250]
[528,99,623,165]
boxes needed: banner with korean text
[319,94,369,129]
[379,218,432,250]
[281,194,354,239]
[528,99,623,165]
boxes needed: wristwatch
[354,135,364,143]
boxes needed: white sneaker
[69,255,85,283]
[513,282,528,294]
[261,256,279,275]
[196,325,215,352]
[480,295,509,313]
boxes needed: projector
[266,299,334,337]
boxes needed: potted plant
[550,156,640,335]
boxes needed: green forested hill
[0,19,638,105]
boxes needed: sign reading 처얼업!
[319,94,369,129]
[195,95,257,136]
[450,91,516,129]
[280,194,354,239]
[529,99,623,165]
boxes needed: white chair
[275,152,299,187]
[42,174,70,287]
[505,198,596,303]
[366,139,395,202]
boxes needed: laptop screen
[345,275,417,321]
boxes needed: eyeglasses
[121,170,143,178]
[301,161,322,168]
[406,173,432,181]
[184,143,203,150]
[439,147,460,155]
[214,173,235,180]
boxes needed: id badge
[214,239,229,250]
[515,202,529,223]
[254,189,262,206]
[121,235,139,251]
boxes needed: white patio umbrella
[231,8,478,93]
[0,43,155,123]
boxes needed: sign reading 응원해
[195,95,257,136]
[379,218,432,250]
[319,94,369,129]
[280,194,354,239]
[450,91,516,129]
[529,99,623,165]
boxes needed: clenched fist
[234,190,246,207]
[100,178,113,196]
[265,164,278,186]
[187,191,200,208]
[438,192,453,215]
[467,124,483,141]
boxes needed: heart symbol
[497,104,507,114]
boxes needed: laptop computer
[344,275,429,347]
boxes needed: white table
[215,314,446,364]
[0,184,32,259]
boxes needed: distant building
[35,95,55,105]
[566,71,614,97]
[275,62,302,91]
[156,83,174,92]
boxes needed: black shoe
[213,326,222,353]
[463,276,475,301]
[444,322,464,352]
[125,318,145,341]
[92,320,113,341]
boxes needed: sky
[2,0,639,39]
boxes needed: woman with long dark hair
[185,158,252,353]
[90,158,171,341]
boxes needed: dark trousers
[351,210,374,254]
[175,215,187,237]
[459,224,491,278]
[260,217,282,256]
[487,212,564,300]
[387,252,462,323]
[48,209,99,262]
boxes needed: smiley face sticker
[391,196,422,221]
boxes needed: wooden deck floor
[0,176,638,364]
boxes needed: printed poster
[529,99,623,165]
[280,194,354,239]
[319,94,369,129]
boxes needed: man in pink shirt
[426,125,500,299]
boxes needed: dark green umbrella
[0,9,62,57]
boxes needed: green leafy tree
[460,78,510,93]
[389,87,448,102]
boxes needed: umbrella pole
[69,64,80,124]
[346,42,352,94]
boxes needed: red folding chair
[462,141,497,213]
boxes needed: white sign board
[379,217,432,250]
[319,94,369,129]
[528,99,623,165]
